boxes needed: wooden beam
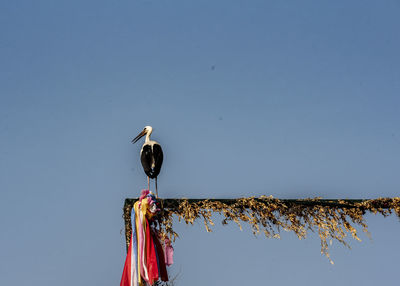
[123,197,395,251]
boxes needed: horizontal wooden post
[123,197,396,251]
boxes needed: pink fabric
[164,238,174,266]
[139,189,150,200]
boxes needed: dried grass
[124,197,400,263]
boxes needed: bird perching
[132,126,164,197]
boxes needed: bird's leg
[147,176,150,191]
[155,177,159,198]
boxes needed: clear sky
[1,0,400,285]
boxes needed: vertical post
[123,198,134,253]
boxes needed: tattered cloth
[121,190,173,286]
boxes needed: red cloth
[145,220,159,285]
[152,230,169,282]
[120,233,133,286]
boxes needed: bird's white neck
[145,130,152,143]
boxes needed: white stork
[132,126,164,197]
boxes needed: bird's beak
[132,130,146,144]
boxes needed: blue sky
[1,0,399,285]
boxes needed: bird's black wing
[140,145,153,177]
[152,143,163,178]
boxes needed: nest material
[124,197,400,263]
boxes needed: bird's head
[144,126,153,133]
[132,126,153,143]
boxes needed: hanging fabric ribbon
[121,190,173,286]
[120,211,138,286]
